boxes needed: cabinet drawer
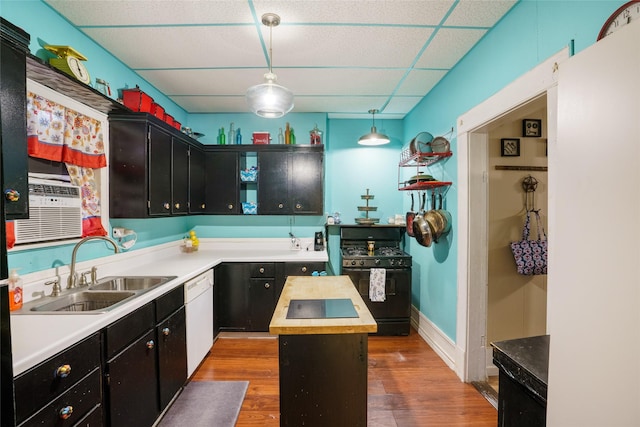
[71,404,103,427]
[284,262,327,277]
[18,369,102,427]
[105,302,155,358]
[249,263,275,277]
[14,333,101,425]
[156,285,184,322]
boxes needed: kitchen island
[270,275,376,427]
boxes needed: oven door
[343,268,411,318]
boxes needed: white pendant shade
[358,109,390,145]
[246,13,293,118]
[246,72,294,118]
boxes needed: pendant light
[358,109,390,146]
[246,13,294,118]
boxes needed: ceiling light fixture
[358,109,390,146]
[246,13,294,118]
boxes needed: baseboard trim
[411,305,457,371]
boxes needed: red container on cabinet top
[253,132,270,144]
[151,103,165,120]
[122,88,153,113]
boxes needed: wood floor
[192,328,497,426]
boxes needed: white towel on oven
[369,268,386,302]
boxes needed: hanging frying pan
[409,132,434,157]
[406,193,416,237]
[413,193,433,247]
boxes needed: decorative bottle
[278,128,284,144]
[236,128,242,144]
[228,123,235,145]
[290,128,296,145]
[220,127,226,145]
[285,122,291,144]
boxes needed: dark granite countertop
[492,335,549,403]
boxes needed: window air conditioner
[13,178,83,244]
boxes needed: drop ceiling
[44,0,517,119]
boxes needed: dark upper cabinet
[0,18,30,220]
[148,125,172,216]
[204,150,240,214]
[171,137,189,215]
[189,146,207,214]
[258,148,324,215]
[109,113,201,218]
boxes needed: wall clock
[44,45,91,85]
[597,1,640,40]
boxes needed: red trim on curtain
[6,221,15,249]
[82,217,107,237]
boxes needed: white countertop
[10,238,328,376]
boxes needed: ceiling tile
[414,27,486,69]
[445,1,517,27]
[45,0,253,25]
[395,69,448,96]
[252,0,455,25]
[83,26,263,69]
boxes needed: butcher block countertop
[269,275,377,335]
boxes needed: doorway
[454,49,567,384]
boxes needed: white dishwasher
[184,269,214,377]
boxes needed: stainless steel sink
[30,291,136,313]
[89,276,176,291]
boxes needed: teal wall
[1,0,626,342]
[402,0,623,340]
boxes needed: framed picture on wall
[522,119,542,137]
[501,138,520,157]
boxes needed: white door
[548,22,640,426]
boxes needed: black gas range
[340,226,412,336]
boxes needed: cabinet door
[109,119,148,218]
[171,139,189,215]
[249,278,276,331]
[258,151,290,214]
[204,151,240,214]
[157,306,187,411]
[291,151,323,214]
[189,146,207,213]
[148,125,172,216]
[0,22,29,220]
[216,263,250,331]
[106,329,159,427]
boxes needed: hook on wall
[522,175,538,211]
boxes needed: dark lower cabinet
[217,262,327,332]
[106,329,159,427]
[157,308,187,409]
[14,333,102,427]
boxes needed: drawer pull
[55,364,71,378]
[4,189,20,202]
[259,267,265,274]
[301,266,307,273]
[162,327,171,336]
[174,203,181,209]
[278,203,284,209]
[163,202,170,210]
[264,283,270,289]
[296,203,302,209]
[227,204,234,210]
[146,340,155,350]
[59,405,73,420]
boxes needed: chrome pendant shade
[358,109,390,146]
[246,13,294,118]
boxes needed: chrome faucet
[289,232,301,250]
[67,236,120,289]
